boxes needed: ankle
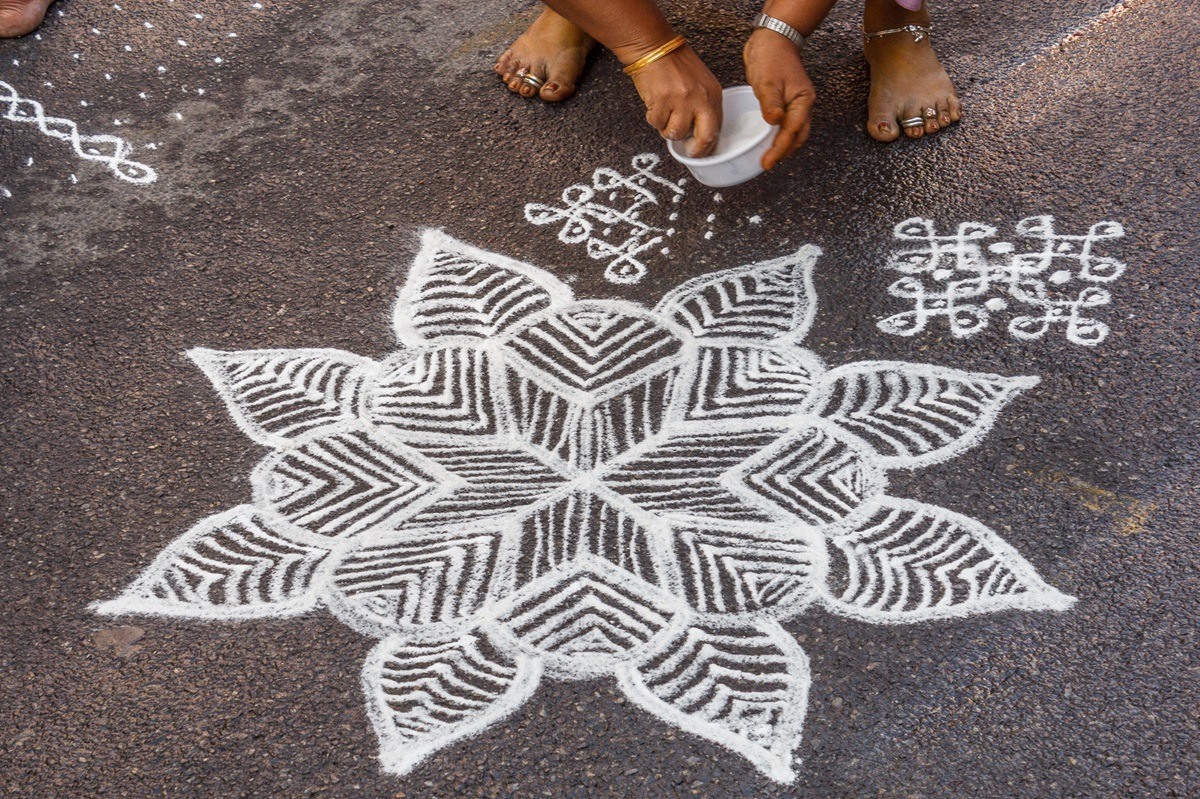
[863,0,931,32]
[534,9,590,42]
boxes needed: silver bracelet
[752,12,806,51]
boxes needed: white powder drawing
[5,0,248,126]
[93,231,1074,783]
[0,81,156,183]
[525,153,685,285]
[878,216,1125,346]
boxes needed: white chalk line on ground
[0,80,157,183]
[524,153,686,285]
[877,216,1127,346]
[93,229,1074,783]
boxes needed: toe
[540,79,575,102]
[494,51,511,77]
[505,62,532,95]
[948,95,963,122]
[500,58,520,84]
[517,70,544,98]
[538,39,589,103]
[922,104,940,135]
[539,60,578,102]
[901,104,925,139]
[867,111,901,142]
[935,98,951,129]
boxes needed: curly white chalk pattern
[878,216,1125,346]
[93,231,1074,783]
[0,81,156,183]
[524,153,684,285]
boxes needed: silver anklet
[862,24,932,43]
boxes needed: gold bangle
[622,35,687,77]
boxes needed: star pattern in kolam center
[93,230,1075,782]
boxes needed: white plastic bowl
[666,85,779,188]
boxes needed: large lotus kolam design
[93,231,1074,782]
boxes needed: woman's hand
[744,27,816,169]
[630,44,724,157]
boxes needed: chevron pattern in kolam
[95,231,1075,785]
[256,430,441,538]
[731,425,878,525]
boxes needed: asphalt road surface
[2,1,1197,798]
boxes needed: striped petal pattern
[95,231,1074,785]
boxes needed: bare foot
[0,0,53,37]
[494,8,595,103]
[863,0,962,142]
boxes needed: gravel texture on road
[2,1,1197,797]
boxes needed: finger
[782,98,812,153]
[762,125,796,171]
[751,80,786,126]
[661,109,694,142]
[761,94,812,169]
[786,118,811,158]
[687,105,721,157]
[645,104,670,135]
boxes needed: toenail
[545,82,559,92]
[878,122,891,133]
